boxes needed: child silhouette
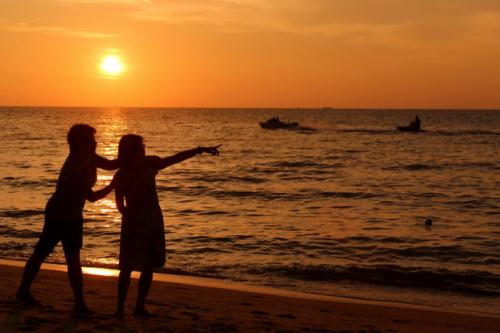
[17,124,119,314]
[113,134,220,317]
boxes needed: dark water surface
[1,107,499,313]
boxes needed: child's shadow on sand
[0,300,57,333]
[0,300,154,333]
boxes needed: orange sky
[1,0,499,108]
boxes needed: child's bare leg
[65,249,92,314]
[17,249,51,304]
[117,269,131,315]
[134,267,153,316]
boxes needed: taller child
[17,124,119,314]
[113,134,220,317]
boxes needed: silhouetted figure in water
[113,135,220,317]
[397,115,423,132]
[17,124,119,314]
[409,115,421,131]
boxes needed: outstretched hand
[200,144,221,156]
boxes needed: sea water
[0,107,499,314]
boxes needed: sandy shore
[0,262,498,332]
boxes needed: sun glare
[82,267,117,277]
[100,54,124,77]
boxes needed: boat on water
[259,117,299,130]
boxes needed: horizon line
[1,105,500,111]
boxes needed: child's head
[118,134,145,166]
[67,124,97,155]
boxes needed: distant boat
[259,117,299,130]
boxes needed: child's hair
[118,134,145,166]
[67,124,96,153]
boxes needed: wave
[5,254,497,298]
[183,247,230,254]
[335,128,500,136]
[434,130,500,136]
[246,264,500,296]
[0,225,40,239]
[273,161,343,169]
[27,257,500,297]
[2,176,56,189]
[383,162,499,171]
[160,235,499,267]
[445,162,500,170]
[185,175,268,184]
[0,209,44,218]
[8,132,47,141]
[176,209,229,216]
[383,163,432,171]
[403,164,443,171]
[171,235,254,244]
[371,245,490,261]
[205,189,378,201]
[336,129,395,134]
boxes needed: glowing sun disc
[100,55,124,76]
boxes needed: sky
[0,0,500,108]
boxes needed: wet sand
[0,262,498,332]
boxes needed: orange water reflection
[82,266,117,277]
[91,108,130,216]
[97,107,129,160]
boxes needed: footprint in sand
[251,310,269,316]
[180,311,201,321]
[239,302,254,306]
[277,313,296,319]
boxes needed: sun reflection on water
[97,174,113,182]
[83,266,117,277]
[97,107,129,160]
[90,108,131,217]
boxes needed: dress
[116,156,166,271]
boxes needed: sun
[100,54,124,77]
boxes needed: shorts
[34,212,83,254]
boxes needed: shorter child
[17,124,118,313]
[113,134,220,316]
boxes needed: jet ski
[260,117,299,130]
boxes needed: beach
[1,262,498,332]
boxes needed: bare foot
[73,303,95,316]
[133,307,153,317]
[16,291,41,306]
[114,308,125,318]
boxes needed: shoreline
[1,258,498,319]
[1,260,499,332]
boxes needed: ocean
[0,107,499,314]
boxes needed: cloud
[0,21,117,39]
[36,0,500,34]
[38,0,150,4]
[125,0,500,40]
[22,0,500,45]
[270,0,500,25]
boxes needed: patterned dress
[115,156,166,271]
